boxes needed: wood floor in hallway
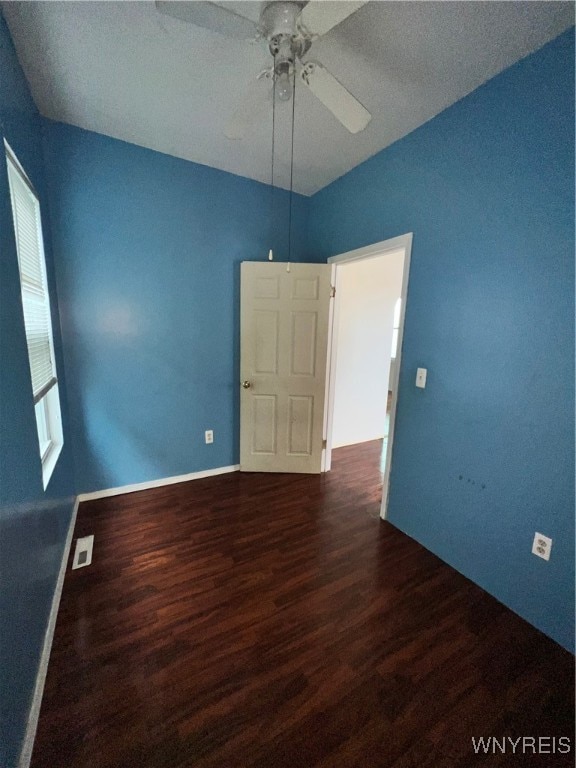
[32,440,574,768]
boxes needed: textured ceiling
[2,1,574,195]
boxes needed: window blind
[6,152,57,404]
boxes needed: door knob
[242,380,251,389]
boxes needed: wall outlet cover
[532,532,552,561]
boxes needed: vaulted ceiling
[3,1,574,195]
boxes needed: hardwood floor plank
[31,440,574,767]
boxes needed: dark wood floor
[32,440,574,768]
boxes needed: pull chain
[269,58,276,261]
[287,61,296,267]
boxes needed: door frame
[321,233,413,519]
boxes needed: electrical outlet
[532,532,552,561]
[205,429,214,444]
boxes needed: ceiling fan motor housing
[264,3,311,74]
[260,2,304,39]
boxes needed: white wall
[332,251,404,448]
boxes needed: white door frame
[322,233,413,519]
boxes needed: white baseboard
[77,464,240,502]
[18,496,79,768]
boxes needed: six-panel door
[240,262,332,473]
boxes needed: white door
[240,261,332,473]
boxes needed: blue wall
[42,122,312,494]
[308,30,575,651]
[0,14,76,767]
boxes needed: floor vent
[72,534,94,570]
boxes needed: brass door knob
[242,380,251,389]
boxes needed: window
[5,141,63,489]
[391,298,401,359]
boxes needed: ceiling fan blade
[225,71,272,140]
[300,61,371,134]
[155,1,258,39]
[298,1,368,37]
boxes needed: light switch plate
[416,367,427,388]
[72,534,94,569]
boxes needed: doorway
[322,234,413,519]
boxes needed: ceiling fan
[156,1,372,139]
